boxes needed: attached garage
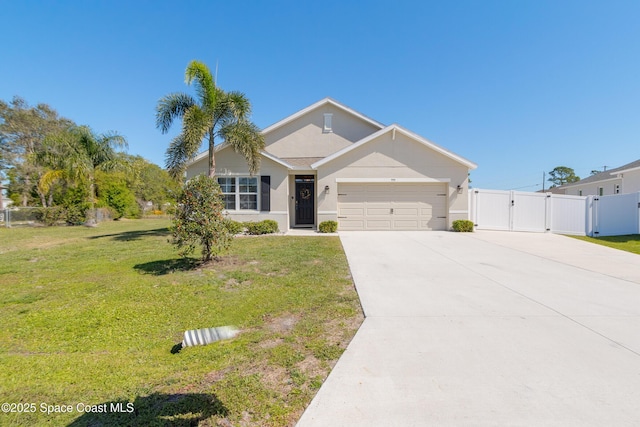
[337,182,448,231]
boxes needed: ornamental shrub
[34,206,66,226]
[262,219,279,233]
[318,220,338,233]
[171,175,233,261]
[64,204,90,225]
[452,219,474,232]
[223,218,245,235]
[245,219,279,235]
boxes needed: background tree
[547,166,580,187]
[156,60,265,179]
[0,96,73,206]
[38,125,127,223]
[116,153,180,211]
[95,170,140,219]
[171,174,232,262]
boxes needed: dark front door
[295,176,315,225]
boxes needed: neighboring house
[186,98,477,232]
[558,159,640,196]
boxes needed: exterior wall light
[457,185,463,194]
[325,185,330,194]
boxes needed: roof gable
[190,142,292,169]
[262,97,384,135]
[311,124,477,170]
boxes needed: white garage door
[337,183,448,231]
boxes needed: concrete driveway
[297,231,640,426]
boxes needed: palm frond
[185,60,217,113]
[220,121,265,175]
[38,169,66,194]
[100,131,128,150]
[39,128,91,182]
[182,105,210,151]
[165,131,203,180]
[165,134,189,180]
[156,93,195,133]
[225,91,251,119]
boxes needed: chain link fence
[1,207,113,228]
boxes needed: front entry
[295,175,315,226]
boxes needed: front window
[239,177,258,210]
[217,177,236,210]
[217,176,258,210]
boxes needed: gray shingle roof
[560,158,640,188]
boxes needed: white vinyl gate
[472,190,555,233]
[471,189,640,236]
[592,192,640,237]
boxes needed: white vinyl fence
[470,189,640,237]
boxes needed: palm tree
[38,125,127,221]
[156,60,265,179]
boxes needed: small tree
[171,175,232,261]
[547,166,580,187]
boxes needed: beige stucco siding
[316,132,470,228]
[185,156,208,179]
[564,178,622,196]
[264,105,381,159]
[185,147,290,230]
[622,170,640,193]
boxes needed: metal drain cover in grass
[182,326,239,347]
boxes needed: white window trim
[323,113,333,133]
[217,176,260,211]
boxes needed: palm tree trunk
[208,130,216,178]
[23,175,31,207]
[85,176,97,225]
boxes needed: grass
[570,234,640,255]
[0,219,363,426]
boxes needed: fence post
[5,209,10,228]
[545,193,552,232]
[592,196,599,236]
[636,192,640,235]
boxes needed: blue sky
[2,0,639,190]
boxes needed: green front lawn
[0,220,363,426]
[570,234,640,255]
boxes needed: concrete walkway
[297,231,640,426]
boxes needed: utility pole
[542,171,545,192]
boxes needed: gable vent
[323,113,333,133]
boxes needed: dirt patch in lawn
[265,314,300,334]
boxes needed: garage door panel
[340,207,364,216]
[338,183,447,231]
[367,220,393,229]
[395,208,419,216]
[367,207,391,215]
[340,219,365,231]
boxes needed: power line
[509,183,540,190]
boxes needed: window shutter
[260,176,271,212]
